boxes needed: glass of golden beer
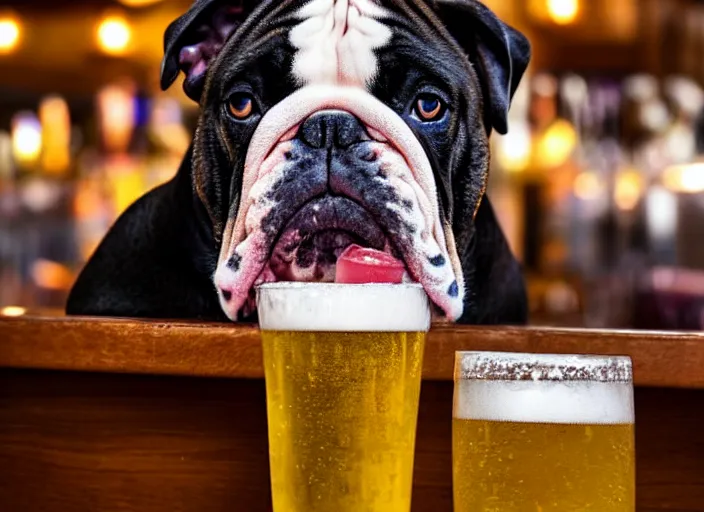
[257,282,430,512]
[453,351,635,511]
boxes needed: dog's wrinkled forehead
[161,0,392,97]
[161,0,530,135]
[163,0,406,99]
[289,0,392,87]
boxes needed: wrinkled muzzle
[213,85,465,321]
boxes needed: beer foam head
[256,283,430,332]
[454,352,634,424]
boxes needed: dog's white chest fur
[290,0,392,86]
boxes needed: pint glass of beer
[453,351,635,511]
[257,282,430,512]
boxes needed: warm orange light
[1,306,26,317]
[495,123,532,174]
[615,169,645,211]
[31,259,75,291]
[117,0,165,6]
[150,98,191,156]
[0,16,20,54]
[662,163,704,194]
[39,95,71,175]
[97,15,132,56]
[547,0,580,25]
[574,171,603,201]
[108,162,145,215]
[97,81,136,153]
[11,112,42,166]
[535,120,577,169]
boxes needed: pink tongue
[335,245,406,284]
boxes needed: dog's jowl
[66,0,531,325]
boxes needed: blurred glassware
[39,96,72,177]
[97,81,137,154]
[634,267,704,330]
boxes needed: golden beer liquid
[262,329,425,512]
[452,419,635,511]
[452,419,635,512]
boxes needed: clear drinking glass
[257,282,430,512]
[453,351,635,512]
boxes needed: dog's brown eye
[228,93,255,120]
[414,95,445,122]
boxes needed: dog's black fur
[67,0,530,325]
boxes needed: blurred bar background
[0,0,703,330]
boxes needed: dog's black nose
[299,110,367,149]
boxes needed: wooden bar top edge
[0,316,703,388]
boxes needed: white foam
[454,379,634,425]
[256,283,430,332]
[455,351,633,383]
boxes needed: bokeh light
[39,95,71,175]
[31,259,75,291]
[11,112,42,166]
[535,120,578,169]
[573,171,603,201]
[495,123,532,173]
[117,0,165,6]
[97,81,136,153]
[547,0,580,25]
[0,16,21,54]
[615,169,645,211]
[662,163,704,194]
[646,186,678,240]
[97,15,132,56]
[1,306,26,317]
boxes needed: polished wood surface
[0,370,271,512]
[1,316,704,387]
[1,370,703,511]
[1,318,704,511]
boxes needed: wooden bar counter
[1,317,703,511]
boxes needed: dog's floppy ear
[160,0,248,102]
[434,0,531,135]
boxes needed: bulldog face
[161,0,530,321]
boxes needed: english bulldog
[66,0,531,324]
